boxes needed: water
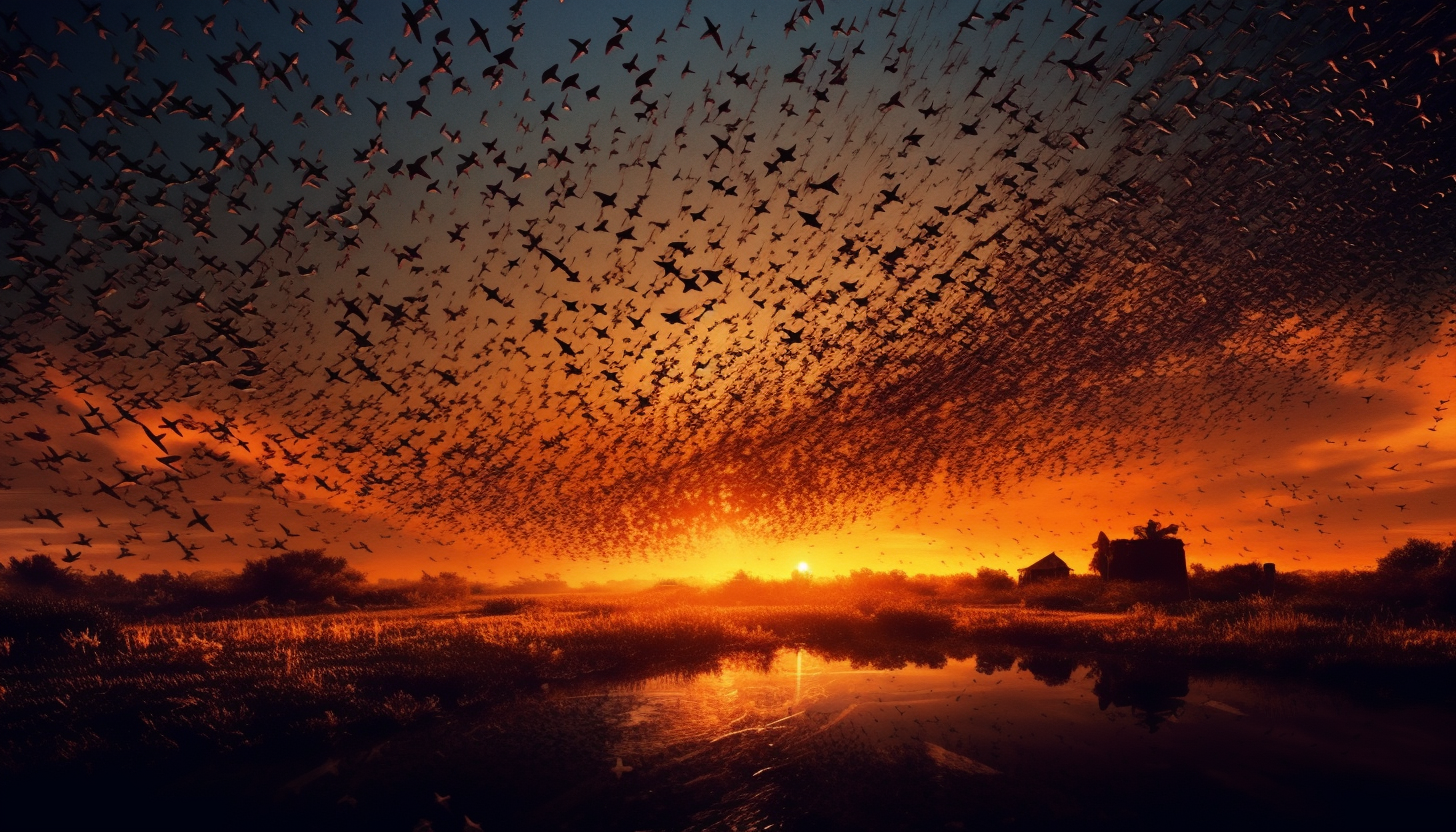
[274,649,1456,830]
[18,649,1456,830]
[513,651,1456,830]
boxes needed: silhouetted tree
[1133,520,1179,540]
[1377,538,1451,573]
[3,555,82,593]
[240,549,364,603]
[1089,531,1112,575]
[503,573,570,594]
[410,571,470,603]
[974,567,1015,591]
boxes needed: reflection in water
[30,645,1454,831]
[478,648,1449,831]
[974,647,1016,676]
[794,646,802,707]
[1018,652,1081,687]
[1092,657,1191,732]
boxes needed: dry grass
[949,599,1456,668]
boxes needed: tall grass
[949,598,1456,668]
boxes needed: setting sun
[797,562,811,575]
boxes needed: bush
[241,549,365,603]
[1093,579,1185,610]
[408,572,470,604]
[2,555,83,594]
[481,596,538,616]
[1020,575,1099,610]
[1377,539,1453,574]
[974,568,1016,591]
[1189,562,1267,601]
[871,604,956,639]
[1025,593,1086,611]
[941,569,1019,604]
[0,597,121,660]
[501,574,571,594]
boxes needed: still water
[285,649,1456,831]
[39,649,1456,830]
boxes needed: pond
[15,648,1456,830]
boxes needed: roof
[1018,553,1071,574]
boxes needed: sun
[797,561,810,575]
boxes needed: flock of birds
[0,0,1452,573]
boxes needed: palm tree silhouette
[1132,520,1179,540]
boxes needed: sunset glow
[0,1,1450,586]
[3,2,1456,826]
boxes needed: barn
[1017,553,1071,585]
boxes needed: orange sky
[531,342,1456,583]
[344,343,1456,582]
[2,1,1453,585]
[0,337,1448,583]
[3,327,1450,586]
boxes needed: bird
[0,0,1447,583]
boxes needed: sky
[1,0,1453,582]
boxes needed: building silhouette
[1094,522,1189,593]
[1017,553,1071,585]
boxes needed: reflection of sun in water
[797,561,810,575]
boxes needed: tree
[1089,531,1112,575]
[411,571,469,603]
[240,549,364,602]
[1377,539,1450,574]
[3,555,82,592]
[974,567,1015,591]
[1133,520,1179,540]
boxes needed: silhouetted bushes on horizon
[240,550,365,603]
[692,566,1023,611]
[0,549,474,618]
[480,596,539,616]
[3,539,1456,623]
[681,542,1456,620]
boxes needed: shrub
[2,555,83,593]
[942,569,1018,604]
[871,604,956,639]
[502,574,571,594]
[1377,539,1453,574]
[1020,575,1099,610]
[974,568,1016,592]
[1189,562,1267,601]
[481,596,538,616]
[1093,579,1185,610]
[408,572,470,604]
[1024,593,1086,611]
[241,549,365,603]
[0,597,121,659]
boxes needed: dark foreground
[4,600,1456,830]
